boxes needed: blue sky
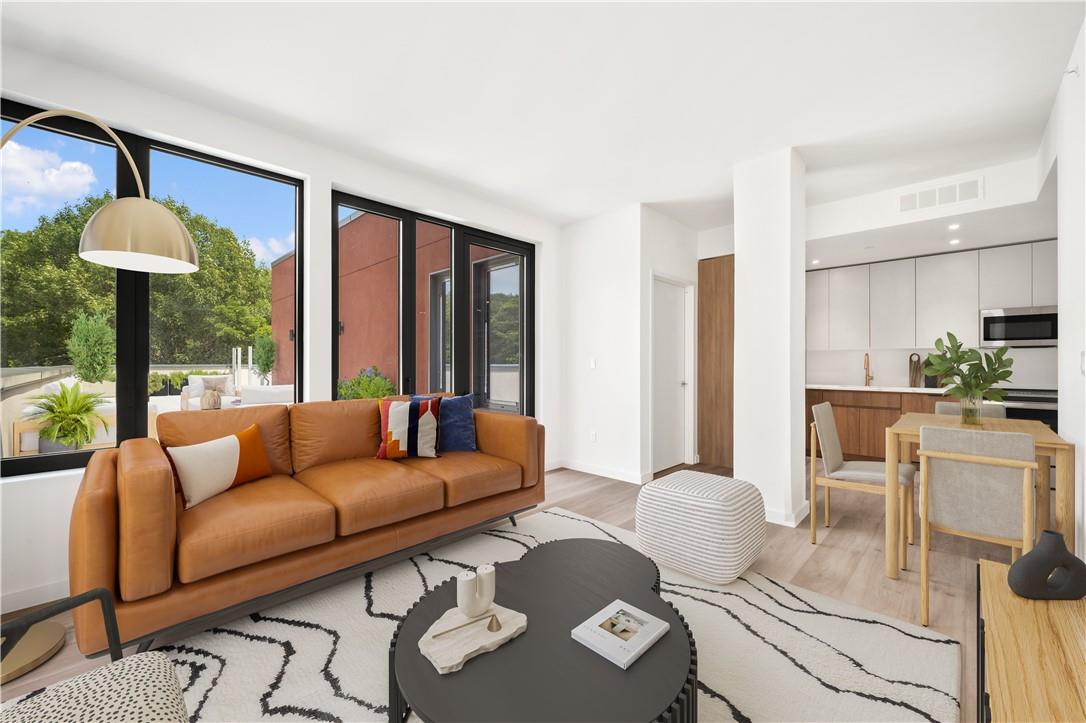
[2,120,296,266]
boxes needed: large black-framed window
[0,99,305,477]
[331,191,535,416]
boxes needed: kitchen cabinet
[806,269,829,351]
[979,245,1032,309]
[916,250,979,348]
[828,265,869,350]
[807,388,941,461]
[869,258,916,349]
[1032,240,1057,307]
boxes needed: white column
[732,148,808,526]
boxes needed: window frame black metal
[0,98,305,477]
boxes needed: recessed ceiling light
[948,223,960,231]
[811,259,821,265]
[949,239,961,245]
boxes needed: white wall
[697,224,734,259]
[733,148,808,526]
[640,207,698,478]
[1038,21,1085,556]
[558,205,643,483]
[0,46,565,610]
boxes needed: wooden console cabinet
[977,560,1085,722]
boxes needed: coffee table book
[571,599,670,670]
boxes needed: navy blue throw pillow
[438,395,476,452]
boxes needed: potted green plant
[66,312,115,383]
[147,372,167,396]
[922,332,1014,424]
[253,331,277,384]
[30,382,109,453]
[338,366,397,400]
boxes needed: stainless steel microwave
[980,306,1057,348]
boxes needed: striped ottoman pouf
[635,470,766,584]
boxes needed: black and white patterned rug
[159,509,960,722]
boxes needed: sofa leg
[136,638,154,654]
[508,515,517,527]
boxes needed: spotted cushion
[1,652,186,723]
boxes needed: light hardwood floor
[5,466,1000,720]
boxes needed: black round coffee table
[388,538,697,722]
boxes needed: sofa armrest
[473,411,541,488]
[69,449,120,654]
[116,438,177,603]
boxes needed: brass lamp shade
[79,197,198,274]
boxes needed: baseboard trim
[765,501,810,529]
[561,460,644,485]
[2,579,69,614]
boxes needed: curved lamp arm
[1,109,146,199]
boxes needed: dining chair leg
[906,484,914,545]
[898,488,907,570]
[810,483,818,545]
[1010,546,1020,563]
[809,424,818,545]
[824,487,831,528]
[919,466,930,626]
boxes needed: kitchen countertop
[806,384,947,394]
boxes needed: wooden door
[697,256,734,468]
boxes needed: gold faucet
[864,352,874,386]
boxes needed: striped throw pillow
[377,397,442,459]
[167,423,273,508]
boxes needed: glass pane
[147,149,298,426]
[1,121,117,458]
[336,206,400,398]
[470,243,523,412]
[415,220,452,395]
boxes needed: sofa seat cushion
[399,452,521,507]
[177,475,335,583]
[294,458,445,536]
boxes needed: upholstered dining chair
[933,400,1007,418]
[809,403,914,562]
[917,426,1036,626]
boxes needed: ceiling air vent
[899,176,984,213]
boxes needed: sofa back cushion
[290,400,380,473]
[157,405,292,475]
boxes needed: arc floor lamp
[0,109,198,684]
[1,108,199,273]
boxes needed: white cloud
[246,231,296,266]
[1,141,97,214]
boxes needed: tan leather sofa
[69,399,544,655]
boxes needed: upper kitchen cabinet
[870,258,916,349]
[1032,240,1057,307]
[828,265,870,350]
[916,250,979,347]
[806,269,829,351]
[979,244,1032,309]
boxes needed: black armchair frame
[1,588,123,663]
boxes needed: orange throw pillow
[166,423,273,508]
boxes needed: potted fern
[923,332,1014,425]
[30,382,109,453]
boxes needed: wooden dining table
[883,413,1076,579]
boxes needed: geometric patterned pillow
[165,423,273,508]
[377,397,441,459]
[0,651,187,723]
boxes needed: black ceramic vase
[1007,530,1086,600]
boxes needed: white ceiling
[806,170,1058,268]
[2,3,1082,230]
